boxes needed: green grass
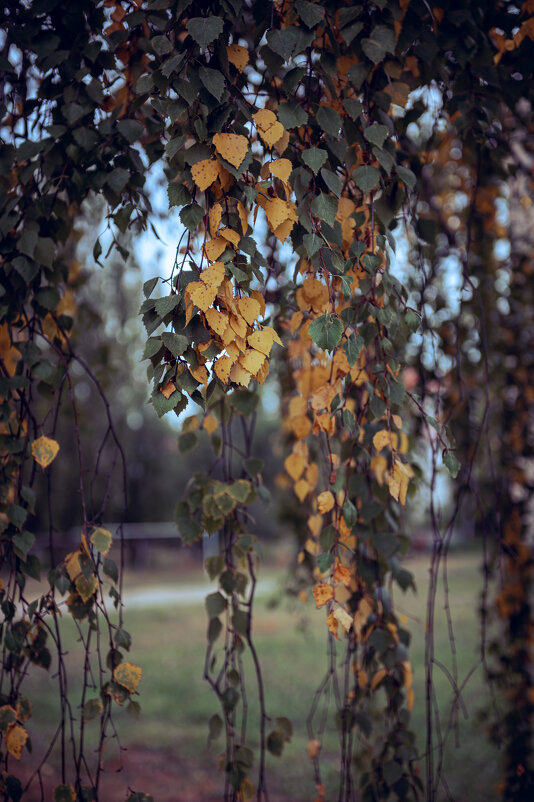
[19,548,503,800]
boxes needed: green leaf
[117,119,144,143]
[161,332,188,356]
[143,337,163,360]
[180,204,204,232]
[154,295,180,318]
[344,98,363,120]
[175,501,202,544]
[320,167,341,197]
[316,106,342,138]
[82,698,103,722]
[208,714,223,743]
[114,628,132,651]
[302,147,327,174]
[343,500,357,528]
[267,729,285,757]
[230,390,259,416]
[12,530,34,559]
[362,25,396,63]
[343,333,364,366]
[311,193,338,226]
[295,0,324,28]
[178,431,198,453]
[308,314,343,352]
[364,124,389,148]
[206,592,227,619]
[303,233,322,257]
[199,66,225,101]
[152,35,172,55]
[396,165,416,190]
[231,608,248,637]
[152,389,182,418]
[354,166,380,194]
[244,457,263,477]
[341,20,363,45]
[167,182,190,208]
[187,17,224,48]
[90,527,112,555]
[266,27,308,61]
[277,103,308,129]
[443,452,461,478]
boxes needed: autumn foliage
[1,0,534,800]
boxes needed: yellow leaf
[256,359,269,386]
[387,461,412,506]
[262,325,283,346]
[161,380,176,399]
[250,289,265,317]
[354,596,374,638]
[191,158,219,191]
[289,396,308,418]
[237,297,261,325]
[373,429,398,453]
[229,361,252,387]
[6,724,28,759]
[114,662,142,694]
[259,196,297,233]
[203,414,218,434]
[317,491,334,514]
[269,158,292,183]
[294,478,310,501]
[371,454,388,485]
[333,605,353,633]
[273,217,295,242]
[239,348,266,376]
[205,308,228,337]
[229,314,247,339]
[311,383,337,412]
[247,330,274,356]
[209,202,222,236]
[238,777,255,802]
[31,436,60,468]
[226,43,249,72]
[253,109,285,147]
[284,453,306,481]
[201,261,226,287]
[334,563,351,587]
[237,200,248,234]
[213,132,249,169]
[308,513,322,537]
[220,227,241,248]
[204,237,227,262]
[307,739,321,759]
[371,668,388,691]
[188,281,218,312]
[214,355,232,383]
[292,415,312,439]
[313,583,334,608]
[326,610,339,639]
[64,551,82,583]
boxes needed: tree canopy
[1,0,534,800]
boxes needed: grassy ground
[18,547,502,801]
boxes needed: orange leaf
[226,44,249,72]
[237,200,248,234]
[191,158,219,191]
[6,724,28,759]
[161,380,176,399]
[334,563,351,587]
[326,610,339,639]
[371,668,388,690]
[307,739,321,759]
[31,436,60,468]
[313,583,334,608]
[114,662,142,694]
[213,133,248,169]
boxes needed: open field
[16,547,502,800]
